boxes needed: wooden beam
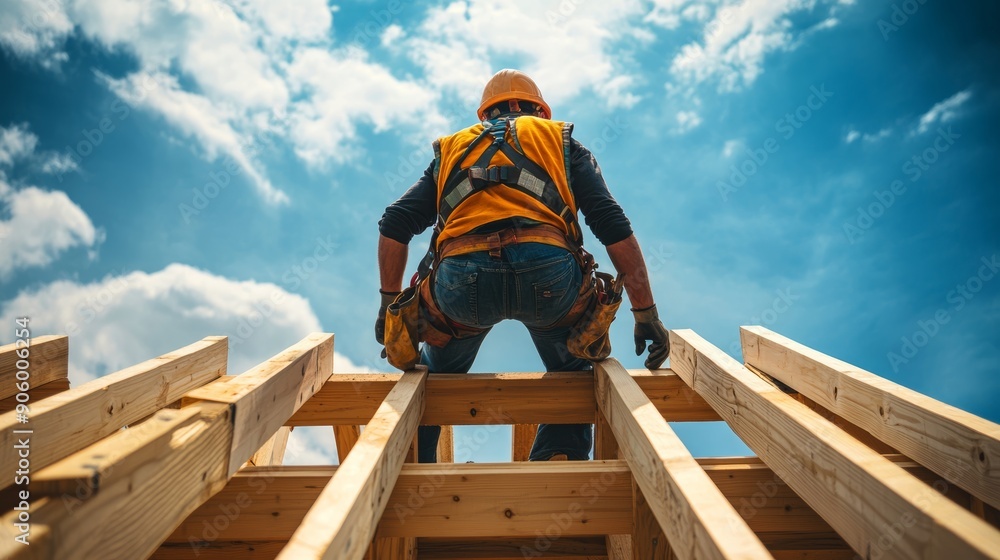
[247,426,292,467]
[0,335,227,493]
[287,370,718,426]
[334,425,361,463]
[377,461,633,538]
[512,424,537,461]
[741,325,1000,510]
[0,333,336,560]
[184,333,334,476]
[418,536,608,559]
[166,456,965,553]
[594,411,630,559]
[672,329,1000,560]
[437,425,454,463]
[0,334,68,400]
[276,368,428,560]
[594,358,772,559]
[633,477,674,559]
[0,401,233,560]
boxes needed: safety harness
[383,117,622,371]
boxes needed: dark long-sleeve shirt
[379,138,633,247]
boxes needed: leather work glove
[632,304,670,369]
[376,290,401,359]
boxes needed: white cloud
[0,122,100,280]
[0,123,38,166]
[675,110,703,133]
[0,0,73,68]
[39,151,79,174]
[0,179,101,280]
[286,47,446,167]
[101,71,289,205]
[669,0,840,92]
[845,129,860,144]
[915,89,972,135]
[401,0,646,116]
[0,263,371,382]
[722,138,743,157]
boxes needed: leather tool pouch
[566,271,625,362]
[384,286,422,371]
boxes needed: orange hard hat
[477,69,551,120]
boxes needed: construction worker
[377,69,668,462]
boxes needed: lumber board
[0,377,71,414]
[276,368,427,560]
[418,536,609,559]
[164,458,961,549]
[0,402,232,560]
[287,370,718,426]
[153,541,287,559]
[184,333,333,475]
[0,335,227,494]
[247,426,291,467]
[335,425,361,462]
[741,325,1000,510]
[633,476,674,559]
[437,424,454,463]
[671,329,1000,560]
[377,461,633,538]
[0,334,68,401]
[594,358,771,560]
[512,423,537,461]
[594,411,629,558]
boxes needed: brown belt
[437,223,574,260]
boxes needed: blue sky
[0,0,997,463]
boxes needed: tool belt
[383,225,624,370]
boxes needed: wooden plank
[512,424,537,461]
[167,458,965,551]
[184,333,333,476]
[287,371,718,426]
[276,368,428,560]
[672,329,1000,560]
[741,325,1000,510]
[153,541,287,559]
[0,402,233,560]
[0,377,70,413]
[633,477,673,559]
[437,425,454,463]
[0,336,227,493]
[247,426,292,467]
[335,425,361,463]
[378,461,633,538]
[375,537,416,560]
[594,411,629,559]
[595,358,771,560]
[418,536,609,559]
[0,334,68,400]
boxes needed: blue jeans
[418,242,593,463]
